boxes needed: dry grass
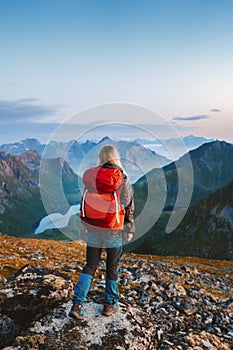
[0,234,232,298]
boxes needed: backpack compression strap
[81,188,121,223]
[113,190,120,224]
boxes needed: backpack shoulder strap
[81,186,88,218]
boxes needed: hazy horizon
[0,133,224,146]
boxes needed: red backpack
[80,166,125,230]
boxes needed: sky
[0,0,233,143]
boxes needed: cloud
[210,108,221,112]
[0,98,60,124]
[173,115,210,121]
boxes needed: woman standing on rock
[69,145,135,320]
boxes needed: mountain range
[0,138,44,155]
[0,134,214,156]
[0,138,232,260]
[0,137,171,183]
[0,135,220,180]
[0,133,169,235]
[135,135,216,159]
[134,140,233,210]
[0,151,80,236]
[129,140,233,260]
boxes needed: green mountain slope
[134,141,233,213]
[131,180,233,260]
[130,141,233,260]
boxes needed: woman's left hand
[124,233,133,242]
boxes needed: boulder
[0,264,73,327]
[0,314,20,348]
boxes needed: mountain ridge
[131,179,233,260]
[0,137,171,182]
[0,151,80,235]
[130,140,233,260]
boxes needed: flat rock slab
[11,300,157,350]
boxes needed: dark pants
[83,245,122,280]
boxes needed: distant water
[34,205,79,234]
[142,143,163,150]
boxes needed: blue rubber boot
[103,279,119,316]
[72,273,93,304]
[105,279,119,304]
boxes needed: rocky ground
[0,234,233,349]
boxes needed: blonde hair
[98,145,123,168]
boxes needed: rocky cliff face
[0,152,40,223]
[0,152,80,235]
[0,235,232,349]
[0,152,38,188]
[17,150,41,171]
[0,152,42,235]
